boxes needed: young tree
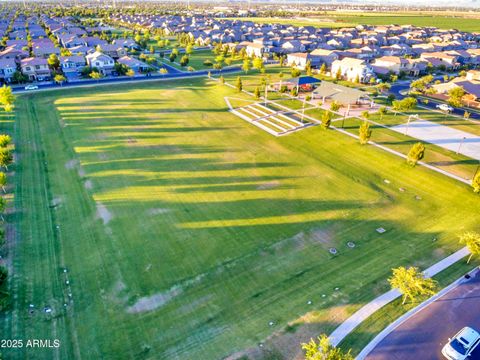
[464,111,471,120]
[321,111,333,129]
[0,172,6,193]
[305,60,312,75]
[330,101,340,112]
[389,266,437,305]
[0,135,11,148]
[242,58,251,74]
[335,67,342,80]
[47,54,60,70]
[319,63,327,75]
[126,69,135,77]
[459,232,480,263]
[407,142,425,166]
[254,86,261,100]
[377,106,388,120]
[0,149,12,170]
[291,67,301,78]
[473,171,480,193]
[219,75,224,85]
[54,74,66,85]
[361,110,370,121]
[302,334,353,360]
[235,76,243,92]
[0,85,15,112]
[0,196,5,221]
[89,71,103,81]
[252,57,264,71]
[359,121,372,145]
[180,55,189,67]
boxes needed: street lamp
[457,136,466,154]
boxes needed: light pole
[457,136,466,154]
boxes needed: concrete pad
[391,120,480,160]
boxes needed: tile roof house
[85,51,115,75]
[20,57,51,81]
[331,57,374,83]
[117,56,150,73]
[0,58,17,83]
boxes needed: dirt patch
[309,228,335,247]
[65,159,79,170]
[257,181,280,190]
[127,137,137,144]
[147,208,170,215]
[96,202,113,225]
[84,180,93,190]
[228,306,351,360]
[127,286,182,314]
[50,197,63,208]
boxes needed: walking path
[328,247,470,347]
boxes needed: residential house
[85,51,115,75]
[117,56,150,73]
[309,48,340,67]
[286,52,311,69]
[331,57,374,83]
[59,55,86,75]
[20,57,51,81]
[0,58,17,83]
[99,44,127,59]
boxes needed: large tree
[302,334,353,360]
[389,266,437,304]
[447,86,465,108]
[459,232,480,264]
[407,142,425,166]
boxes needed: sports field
[1,78,479,359]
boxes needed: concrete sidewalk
[328,247,470,347]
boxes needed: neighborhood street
[365,268,480,360]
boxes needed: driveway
[365,268,480,360]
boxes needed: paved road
[390,78,480,121]
[10,66,242,94]
[365,268,480,360]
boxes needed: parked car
[437,103,454,112]
[24,85,39,91]
[442,327,480,360]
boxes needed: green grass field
[227,13,480,32]
[1,78,479,360]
